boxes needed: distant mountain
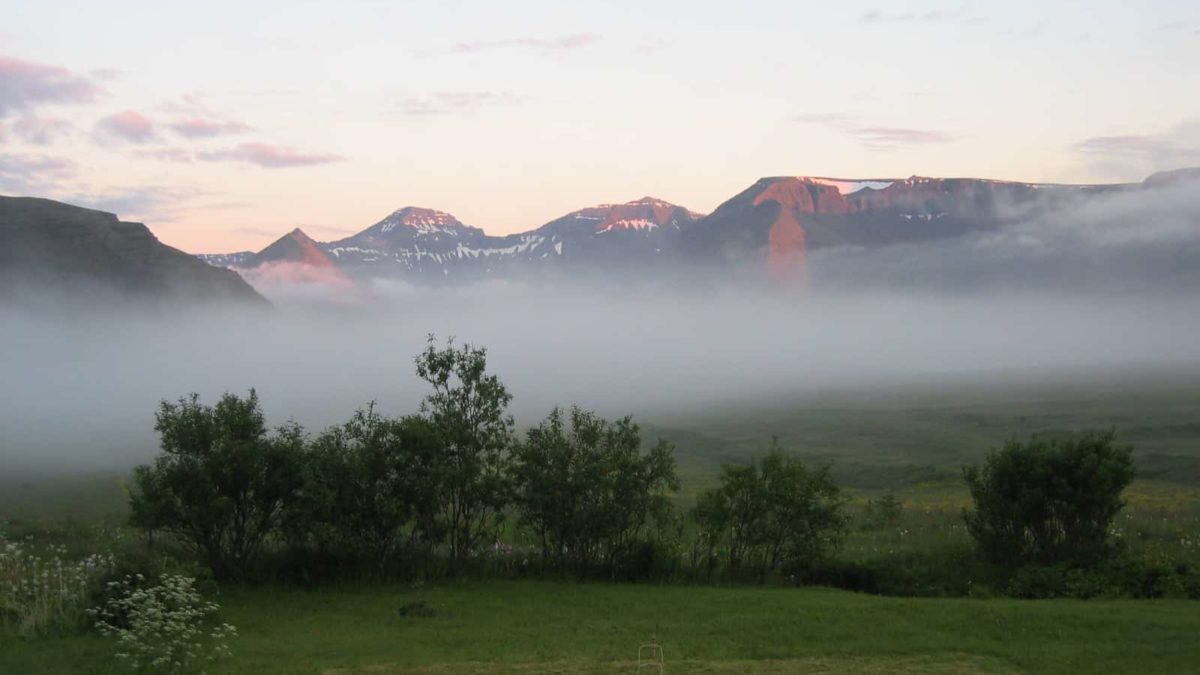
[193,169,1200,289]
[324,207,491,280]
[680,176,1122,282]
[314,198,702,283]
[0,196,268,307]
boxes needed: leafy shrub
[694,441,846,579]
[416,337,515,567]
[90,573,236,674]
[130,390,306,580]
[286,407,442,578]
[511,406,680,576]
[963,431,1135,567]
[0,530,114,636]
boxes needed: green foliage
[415,337,515,566]
[129,391,305,580]
[963,431,1135,567]
[694,441,846,578]
[1004,557,1200,600]
[90,573,236,674]
[286,407,442,577]
[510,406,680,576]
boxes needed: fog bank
[4,285,1200,471]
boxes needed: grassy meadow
[3,581,1200,674]
[3,368,1200,673]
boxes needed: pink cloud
[0,56,101,117]
[95,110,156,143]
[198,142,344,168]
[168,117,254,138]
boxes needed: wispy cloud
[157,93,255,138]
[0,153,77,193]
[94,110,156,144]
[852,126,954,148]
[400,91,523,116]
[168,117,254,139]
[795,113,954,151]
[0,55,101,118]
[1075,121,1200,163]
[11,116,72,145]
[450,33,601,55]
[197,142,344,169]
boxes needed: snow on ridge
[598,218,659,233]
[805,177,896,195]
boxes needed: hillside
[0,196,268,307]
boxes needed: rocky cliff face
[0,196,268,307]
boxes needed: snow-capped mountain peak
[374,207,466,236]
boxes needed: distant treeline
[126,337,1200,599]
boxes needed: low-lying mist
[4,283,1200,472]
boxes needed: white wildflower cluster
[90,574,236,674]
[0,528,114,635]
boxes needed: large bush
[130,391,305,580]
[415,337,515,566]
[286,407,442,577]
[511,406,679,575]
[963,431,1135,567]
[694,443,846,579]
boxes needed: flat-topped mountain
[0,196,268,307]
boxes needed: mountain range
[2,168,1198,309]
[199,170,1200,288]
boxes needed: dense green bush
[285,407,441,578]
[694,442,846,580]
[963,431,1135,568]
[511,406,679,576]
[129,391,306,581]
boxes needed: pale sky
[2,0,1198,252]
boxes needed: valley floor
[3,581,1198,675]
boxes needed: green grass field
[3,369,1200,674]
[4,581,1200,674]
